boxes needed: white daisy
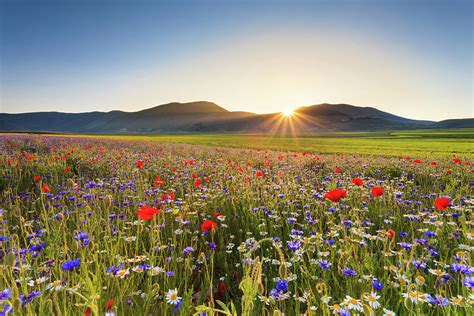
[166,288,182,305]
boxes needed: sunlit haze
[1,0,472,120]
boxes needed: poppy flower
[413,159,422,164]
[64,167,71,173]
[136,160,144,170]
[335,168,342,173]
[324,189,347,202]
[154,176,164,187]
[452,158,462,164]
[194,178,202,187]
[352,178,364,186]
[371,187,384,197]
[430,161,437,166]
[106,298,114,311]
[255,171,264,177]
[136,205,160,221]
[201,219,217,232]
[34,175,41,182]
[41,184,51,192]
[434,197,450,211]
[162,192,175,201]
[387,229,395,239]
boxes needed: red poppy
[136,160,144,170]
[161,192,175,201]
[41,184,51,192]
[106,298,114,311]
[255,171,264,177]
[446,169,453,174]
[213,211,220,218]
[371,187,384,197]
[201,219,217,232]
[430,161,437,166]
[452,158,462,164]
[34,175,41,182]
[64,167,71,173]
[352,178,364,186]
[194,178,202,187]
[84,307,92,316]
[387,229,395,239]
[335,169,342,173]
[218,281,227,294]
[413,159,422,164]
[136,205,160,220]
[154,176,164,187]
[434,197,450,211]
[324,189,347,202]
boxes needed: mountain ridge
[1,101,472,133]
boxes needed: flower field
[0,134,473,315]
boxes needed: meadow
[0,132,473,315]
[79,128,474,158]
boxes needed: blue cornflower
[275,280,288,292]
[0,288,12,300]
[412,260,427,269]
[372,280,384,291]
[463,276,474,289]
[209,242,217,250]
[317,260,332,270]
[183,247,194,254]
[287,240,301,251]
[342,267,357,277]
[61,259,80,271]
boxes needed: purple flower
[61,259,80,271]
[183,247,194,255]
[372,280,384,291]
[342,267,357,277]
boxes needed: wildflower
[116,268,130,279]
[0,289,12,300]
[383,308,396,316]
[183,247,194,255]
[342,295,363,311]
[136,160,144,170]
[387,229,395,239]
[41,184,51,192]
[255,171,264,177]
[429,269,447,277]
[372,280,384,291]
[364,292,381,309]
[166,288,182,305]
[352,178,364,186]
[402,291,428,304]
[324,189,347,202]
[201,219,216,232]
[47,280,65,291]
[342,267,357,277]
[371,187,384,197]
[136,205,160,221]
[275,280,288,292]
[463,276,474,289]
[61,259,80,271]
[434,197,450,210]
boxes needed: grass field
[70,128,474,158]
[0,131,472,315]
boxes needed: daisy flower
[166,288,182,305]
[342,295,363,311]
[364,292,381,309]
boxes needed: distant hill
[1,101,472,133]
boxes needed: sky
[0,0,472,120]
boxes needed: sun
[282,108,294,117]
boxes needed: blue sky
[1,0,472,120]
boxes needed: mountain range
[0,101,472,133]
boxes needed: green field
[75,128,474,158]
